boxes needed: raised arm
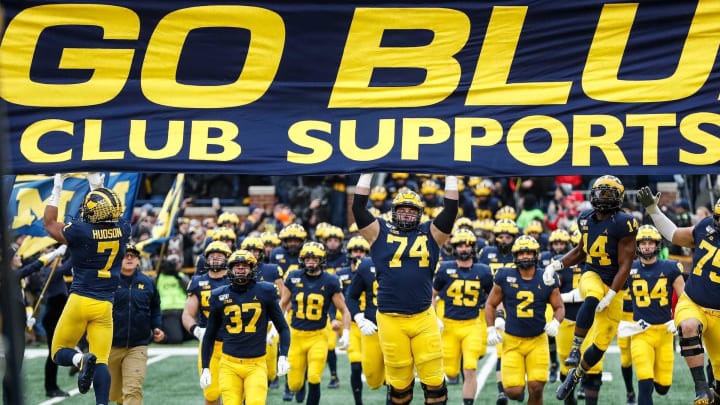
[351,173,380,244]
[430,176,459,246]
[43,174,69,244]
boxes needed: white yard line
[475,347,498,398]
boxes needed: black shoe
[497,392,508,405]
[446,375,460,385]
[46,388,69,398]
[549,362,559,383]
[296,385,306,403]
[564,393,578,405]
[565,347,581,367]
[694,389,712,405]
[577,386,586,400]
[269,377,279,389]
[328,376,340,389]
[626,391,636,405]
[557,368,580,400]
[283,390,293,401]
[77,353,97,394]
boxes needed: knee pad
[581,373,602,392]
[421,381,448,404]
[387,382,414,405]
[678,324,704,357]
[654,382,670,395]
[583,344,605,367]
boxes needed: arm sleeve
[346,275,364,317]
[351,194,375,229]
[432,198,459,234]
[16,260,46,280]
[267,300,291,357]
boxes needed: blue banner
[2,1,720,175]
[8,173,141,237]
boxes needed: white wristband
[445,176,458,191]
[357,173,373,189]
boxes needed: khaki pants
[109,345,148,405]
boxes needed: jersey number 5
[693,240,720,283]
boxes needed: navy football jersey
[371,218,440,314]
[186,273,230,330]
[258,262,283,288]
[270,246,301,277]
[577,209,638,285]
[284,269,342,330]
[202,281,288,365]
[628,259,683,324]
[495,267,558,337]
[478,245,516,276]
[687,217,720,309]
[347,258,378,323]
[433,261,493,320]
[336,266,355,296]
[63,218,131,301]
[325,251,349,275]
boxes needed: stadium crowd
[8,172,720,405]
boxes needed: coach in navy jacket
[109,244,164,405]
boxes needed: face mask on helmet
[713,199,720,232]
[512,235,540,269]
[227,250,258,285]
[391,191,424,232]
[81,188,123,224]
[299,242,326,274]
[635,225,662,260]
[203,241,231,272]
[590,175,624,213]
[451,229,477,261]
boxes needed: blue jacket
[112,270,162,347]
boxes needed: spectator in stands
[517,194,546,230]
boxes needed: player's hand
[354,313,378,336]
[487,326,502,345]
[199,368,211,389]
[86,172,105,191]
[544,319,560,337]
[338,329,350,349]
[331,319,342,331]
[665,320,677,335]
[637,186,660,214]
[193,326,206,342]
[277,356,290,376]
[266,323,278,345]
[436,317,444,332]
[596,290,617,312]
[543,260,562,286]
[494,317,506,332]
[26,316,36,329]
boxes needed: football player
[200,250,290,405]
[322,226,348,389]
[485,235,564,405]
[550,175,638,401]
[44,173,131,405]
[182,241,231,405]
[272,223,307,277]
[639,187,719,404]
[335,236,371,404]
[352,173,459,405]
[432,229,493,405]
[621,225,685,405]
[241,236,285,389]
[279,242,351,405]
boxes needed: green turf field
[22,343,697,404]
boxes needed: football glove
[596,290,617,312]
[487,326,502,345]
[199,368,211,389]
[544,319,560,337]
[543,260,562,286]
[277,356,290,376]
